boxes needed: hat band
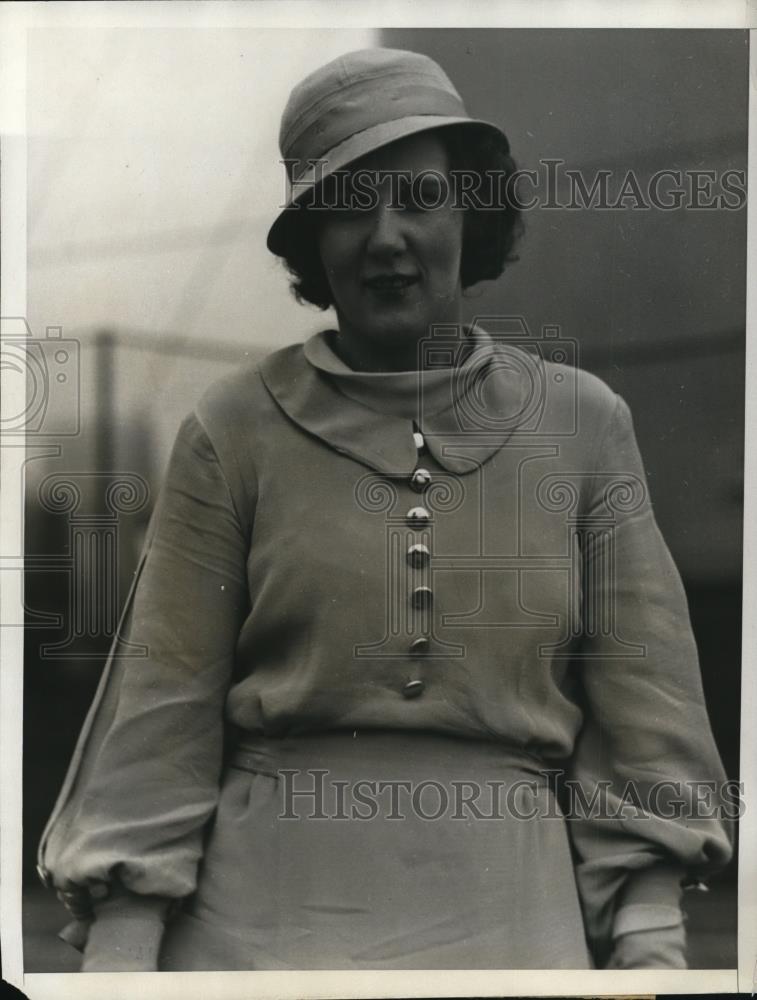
[284,81,468,180]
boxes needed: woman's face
[317,131,464,367]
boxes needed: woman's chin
[358,306,434,341]
[362,323,431,354]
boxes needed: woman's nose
[365,204,407,258]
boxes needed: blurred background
[20,28,746,970]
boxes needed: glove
[80,883,173,972]
[605,903,687,969]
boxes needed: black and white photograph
[1,3,754,997]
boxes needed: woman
[37,47,733,972]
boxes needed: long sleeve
[37,410,250,934]
[566,393,734,966]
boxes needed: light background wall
[26,27,374,480]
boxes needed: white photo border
[1,2,755,997]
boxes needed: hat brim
[266,114,508,257]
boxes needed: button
[411,586,433,610]
[409,636,430,655]
[407,506,431,527]
[413,431,425,450]
[407,543,430,568]
[402,679,425,699]
[410,468,432,492]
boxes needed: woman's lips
[363,274,420,292]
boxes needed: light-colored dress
[38,327,733,969]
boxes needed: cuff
[80,884,173,972]
[58,917,93,952]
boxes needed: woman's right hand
[80,884,173,972]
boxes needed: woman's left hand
[605,922,687,969]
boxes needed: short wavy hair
[276,124,523,310]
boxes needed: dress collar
[259,326,532,476]
[302,329,461,422]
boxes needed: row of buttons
[403,431,432,699]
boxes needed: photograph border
[1,2,755,997]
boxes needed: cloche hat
[266,47,510,256]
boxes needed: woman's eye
[322,207,364,227]
[397,179,445,212]
[335,202,364,220]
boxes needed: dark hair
[277,124,523,310]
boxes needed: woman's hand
[605,906,687,969]
[80,884,173,972]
